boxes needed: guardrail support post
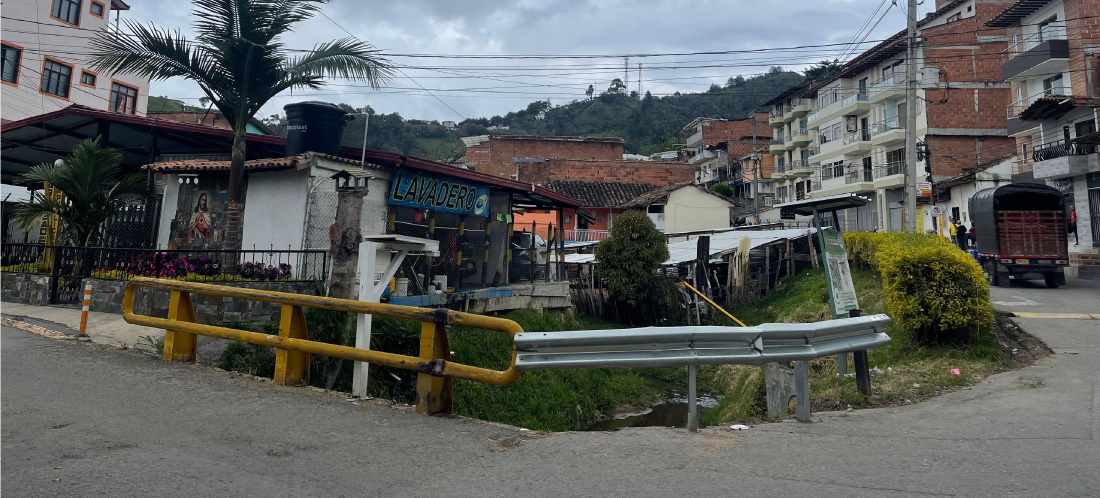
[274,304,310,386]
[795,360,811,422]
[416,316,453,415]
[162,291,197,362]
[687,364,699,432]
[854,351,871,396]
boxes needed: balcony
[685,129,704,149]
[869,71,905,102]
[873,161,905,188]
[790,160,814,176]
[771,162,788,179]
[1002,26,1069,81]
[870,118,905,145]
[564,229,609,243]
[1007,86,1074,127]
[769,137,786,154]
[806,110,820,125]
[845,170,873,185]
[769,109,785,127]
[837,128,872,155]
[791,128,812,147]
[839,92,871,115]
[785,98,811,121]
[1031,139,1099,179]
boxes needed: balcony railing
[807,145,821,157]
[874,161,905,178]
[770,137,785,145]
[843,128,871,145]
[869,71,905,95]
[1003,23,1068,62]
[871,118,904,136]
[806,110,820,123]
[786,98,809,112]
[1007,86,1072,118]
[842,92,869,107]
[564,229,610,242]
[1032,139,1098,162]
[774,162,787,174]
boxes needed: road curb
[1,317,73,341]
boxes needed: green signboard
[820,228,859,317]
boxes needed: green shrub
[709,183,734,197]
[595,211,669,305]
[843,231,993,344]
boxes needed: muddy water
[594,391,722,430]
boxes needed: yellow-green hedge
[844,231,993,343]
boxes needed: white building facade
[1,0,150,123]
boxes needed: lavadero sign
[388,170,491,217]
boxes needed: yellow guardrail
[121,277,523,415]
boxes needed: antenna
[637,63,643,95]
[624,57,629,90]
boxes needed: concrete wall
[0,0,150,122]
[0,273,51,305]
[241,168,309,251]
[665,188,733,233]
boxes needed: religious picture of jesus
[188,192,212,239]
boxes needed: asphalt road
[3,278,1098,497]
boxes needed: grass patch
[700,267,1014,423]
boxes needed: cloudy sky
[132,0,933,122]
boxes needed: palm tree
[16,138,150,247]
[89,0,392,249]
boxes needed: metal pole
[851,309,872,395]
[687,364,699,432]
[795,360,811,422]
[904,0,919,233]
[751,111,760,224]
[360,113,370,166]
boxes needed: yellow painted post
[274,304,310,386]
[162,291,198,361]
[416,320,453,414]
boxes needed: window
[40,58,72,98]
[831,161,843,179]
[1043,74,1065,95]
[886,147,905,165]
[1038,15,1058,42]
[110,81,138,114]
[946,13,961,22]
[80,70,96,87]
[90,0,104,17]
[51,0,82,26]
[1,43,21,85]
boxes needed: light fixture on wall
[178,174,199,186]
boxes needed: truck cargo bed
[996,210,1066,257]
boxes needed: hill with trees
[152,69,806,162]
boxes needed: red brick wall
[1065,0,1100,96]
[463,145,490,168]
[927,135,1017,176]
[469,138,625,178]
[699,117,772,149]
[924,87,1012,130]
[517,159,695,187]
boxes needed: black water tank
[284,101,349,156]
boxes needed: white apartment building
[1,0,150,123]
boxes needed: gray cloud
[135,0,928,122]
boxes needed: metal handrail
[1033,139,1098,162]
[122,277,525,414]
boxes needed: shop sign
[388,170,490,217]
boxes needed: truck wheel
[1045,273,1062,288]
[989,261,1009,287]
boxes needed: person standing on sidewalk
[950,219,959,245]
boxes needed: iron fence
[1,243,328,304]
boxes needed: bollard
[77,280,92,339]
[687,364,699,432]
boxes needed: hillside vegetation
[152,70,804,161]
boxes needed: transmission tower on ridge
[637,63,643,95]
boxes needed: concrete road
[3,280,1099,497]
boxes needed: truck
[969,183,1069,288]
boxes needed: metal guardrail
[514,314,891,370]
[121,277,523,415]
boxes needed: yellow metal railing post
[416,317,453,414]
[273,304,310,386]
[163,290,198,361]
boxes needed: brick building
[763,0,1016,232]
[460,135,625,179]
[987,0,1100,277]
[516,158,696,187]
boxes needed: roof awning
[1019,95,1079,121]
[779,193,869,216]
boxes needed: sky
[131,0,934,123]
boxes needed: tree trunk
[223,124,247,252]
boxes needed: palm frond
[274,38,392,97]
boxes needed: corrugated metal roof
[565,228,815,265]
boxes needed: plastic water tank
[283,101,349,156]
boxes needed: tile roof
[143,152,377,173]
[546,180,656,208]
[619,182,741,208]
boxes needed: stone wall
[0,273,317,327]
[0,273,52,305]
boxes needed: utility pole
[750,111,760,225]
[903,0,919,232]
